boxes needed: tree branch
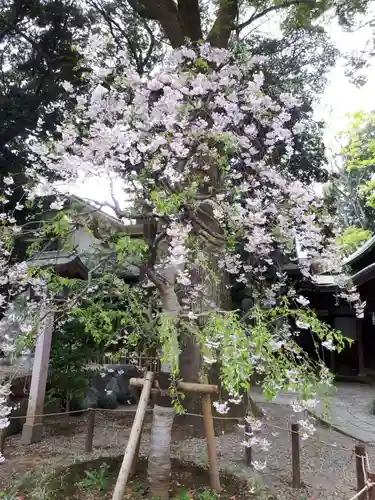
[81,197,142,221]
[188,211,226,243]
[127,0,184,47]
[236,0,317,32]
[139,17,157,73]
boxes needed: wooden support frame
[112,372,154,500]
[130,377,219,394]
[112,375,221,495]
[202,392,221,493]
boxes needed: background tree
[0,0,91,182]
[324,110,375,253]
[0,1,93,318]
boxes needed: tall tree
[0,0,91,220]
[119,0,372,49]
[325,110,375,253]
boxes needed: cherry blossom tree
[14,43,363,497]
[0,0,372,488]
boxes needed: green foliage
[69,276,158,354]
[194,57,210,72]
[192,302,344,402]
[196,489,218,500]
[13,463,66,500]
[325,110,375,231]
[0,492,23,500]
[342,110,375,173]
[171,488,218,500]
[172,488,191,500]
[336,226,372,255]
[47,317,95,408]
[158,313,180,377]
[116,235,148,264]
[75,463,110,493]
[0,0,91,231]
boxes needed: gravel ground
[0,403,370,499]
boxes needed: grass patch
[3,456,274,499]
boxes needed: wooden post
[21,304,54,444]
[112,372,154,500]
[357,319,365,376]
[245,420,252,466]
[129,421,143,478]
[355,443,367,500]
[202,393,221,493]
[0,427,6,455]
[368,472,375,500]
[85,408,96,453]
[291,423,301,488]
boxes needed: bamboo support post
[130,377,218,394]
[291,423,301,488]
[129,420,144,478]
[85,408,96,453]
[355,443,367,500]
[112,371,154,500]
[202,393,221,493]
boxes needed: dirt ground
[0,403,370,499]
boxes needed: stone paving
[252,382,375,444]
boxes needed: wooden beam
[130,377,218,394]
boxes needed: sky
[69,15,375,209]
[314,19,375,155]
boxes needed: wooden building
[291,237,375,380]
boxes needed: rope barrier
[8,408,89,420]
[4,402,375,500]
[183,411,242,421]
[260,419,361,453]
[348,483,372,500]
[95,407,153,414]
[6,406,365,455]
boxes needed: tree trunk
[148,403,175,499]
[147,264,180,498]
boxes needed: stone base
[21,422,43,444]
